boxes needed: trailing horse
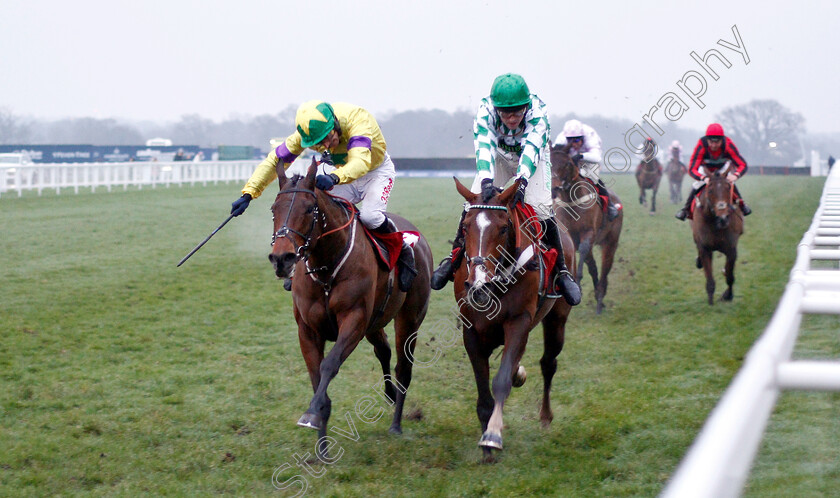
[450,178,573,460]
[689,163,744,304]
[551,147,623,314]
[636,141,663,214]
[268,159,433,455]
[666,157,687,204]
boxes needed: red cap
[705,123,724,137]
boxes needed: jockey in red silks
[675,123,751,221]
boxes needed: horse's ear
[719,161,731,176]
[498,182,518,206]
[275,163,288,190]
[454,177,478,203]
[303,157,318,187]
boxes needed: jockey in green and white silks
[471,93,554,220]
[431,73,580,306]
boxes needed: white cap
[563,119,584,138]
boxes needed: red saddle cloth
[363,226,419,271]
[513,203,558,292]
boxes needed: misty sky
[3,0,839,134]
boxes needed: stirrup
[546,269,581,306]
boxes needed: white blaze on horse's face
[474,212,491,284]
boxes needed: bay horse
[268,159,433,454]
[451,178,573,460]
[635,143,663,214]
[550,146,623,314]
[666,156,687,204]
[689,163,744,305]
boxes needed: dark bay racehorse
[451,178,573,460]
[690,163,744,305]
[636,142,663,214]
[666,157,687,204]
[268,160,433,453]
[551,147,623,314]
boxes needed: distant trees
[0,108,32,144]
[36,118,145,145]
[716,99,806,165]
[2,100,824,163]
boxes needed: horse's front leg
[539,303,568,428]
[298,308,367,435]
[698,248,715,305]
[651,185,658,213]
[480,314,531,451]
[463,326,494,459]
[722,247,737,301]
[577,236,594,292]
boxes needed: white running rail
[662,166,840,498]
[0,161,259,197]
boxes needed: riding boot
[373,217,417,292]
[541,218,581,306]
[431,213,467,290]
[675,186,699,221]
[596,179,620,221]
[283,278,292,291]
[733,184,752,215]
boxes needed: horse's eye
[499,225,509,234]
[306,205,316,214]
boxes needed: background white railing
[0,161,259,197]
[662,165,840,497]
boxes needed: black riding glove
[315,173,340,191]
[230,193,252,216]
[480,178,498,202]
[572,153,584,162]
[512,177,528,206]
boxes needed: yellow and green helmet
[490,73,531,109]
[296,100,336,147]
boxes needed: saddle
[512,203,559,295]
[579,177,610,216]
[330,196,418,272]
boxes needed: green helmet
[296,100,336,147]
[490,73,531,108]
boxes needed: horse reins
[271,188,322,260]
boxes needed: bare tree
[0,108,32,144]
[716,99,805,165]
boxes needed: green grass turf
[0,174,836,496]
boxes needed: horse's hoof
[388,425,403,435]
[722,289,733,301]
[512,365,527,388]
[297,412,322,430]
[479,432,503,449]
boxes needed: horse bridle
[463,203,514,281]
[558,157,581,192]
[271,188,325,261]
